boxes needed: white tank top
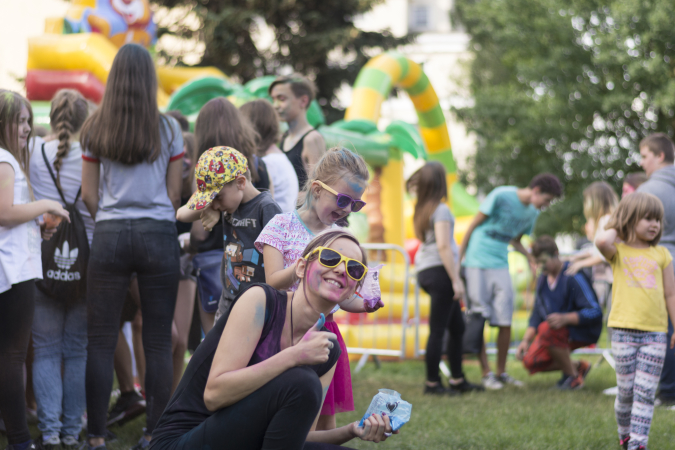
[0,148,42,293]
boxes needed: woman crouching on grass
[150,229,398,450]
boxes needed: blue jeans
[32,289,87,438]
[86,219,179,437]
[658,318,675,399]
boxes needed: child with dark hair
[240,99,299,213]
[622,172,647,198]
[459,173,563,389]
[516,236,601,390]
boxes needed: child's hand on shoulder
[200,206,220,232]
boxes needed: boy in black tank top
[269,74,326,188]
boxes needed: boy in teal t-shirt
[459,173,562,389]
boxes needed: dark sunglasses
[308,247,368,281]
[315,180,367,212]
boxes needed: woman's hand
[452,277,465,301]
[43,200,70,223]
[39,220,58,240]
[291,318,337,366]
[351,413,398,443]
[200,206,219,232]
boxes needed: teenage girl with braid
[28,89,91,449]
[0,89,70,450]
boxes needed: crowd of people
[1,41,674,450]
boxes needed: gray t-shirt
[415,203,460,273]
[82,117,184,222]
[30,138,95,244]
[638,164,675,259]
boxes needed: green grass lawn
[4,356,674,449]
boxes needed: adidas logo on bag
[46,241,81,281]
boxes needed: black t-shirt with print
[220,191,281,302]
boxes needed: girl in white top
[29,89,92,449]
[240,99,299,213]
[565,182,619,306]
[0,89,69,450]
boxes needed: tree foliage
[153,0,412,123]
[454,0,675,236]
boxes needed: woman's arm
[458,212,487,263]
[204,288,335,411]
[262,244,298,290]
[81,159,100,220]
[166,158,183,212]
[595,227,618,261]
[663,262,675,349]
[436,220,464,300]
[0,163,69,227]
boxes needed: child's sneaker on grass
[557,374,583,390]
[34,435,60,450]
[449,379,485,393]
[481,372,504,390]
[498,372,524,387]
[60,435,81,450]
[107,390,146,427]
[619,435,629,449]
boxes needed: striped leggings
[611,328,667,450]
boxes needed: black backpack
[36,144,90,306]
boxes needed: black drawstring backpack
[36,143,90,306]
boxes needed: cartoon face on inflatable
[111,0,150,26]
[65,0,156,48]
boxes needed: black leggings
[86,219,180,437]
[0,279,36,445]
[418,266,465,382]
[155,367,346,450]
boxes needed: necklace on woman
[289,291,296,346]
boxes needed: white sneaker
[498,372,525,387]
[482,372,504,390]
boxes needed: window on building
[410,5,430,31]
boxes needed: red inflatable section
[26,70,105,103]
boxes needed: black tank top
[281,129,315,189]
[151,284,340,448]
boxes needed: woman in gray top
[408,162,483,395]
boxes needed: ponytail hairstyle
[194,97,260,182]
[0,89,34,195]
[50,89,88,188]
[80,43,174,165]
[239,99,280,156]
[299,147,369,209]
[407,161,447,241]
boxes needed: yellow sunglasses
[307,247,368,281]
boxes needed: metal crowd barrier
[344,243,419,372]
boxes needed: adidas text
[46,269,81,281]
